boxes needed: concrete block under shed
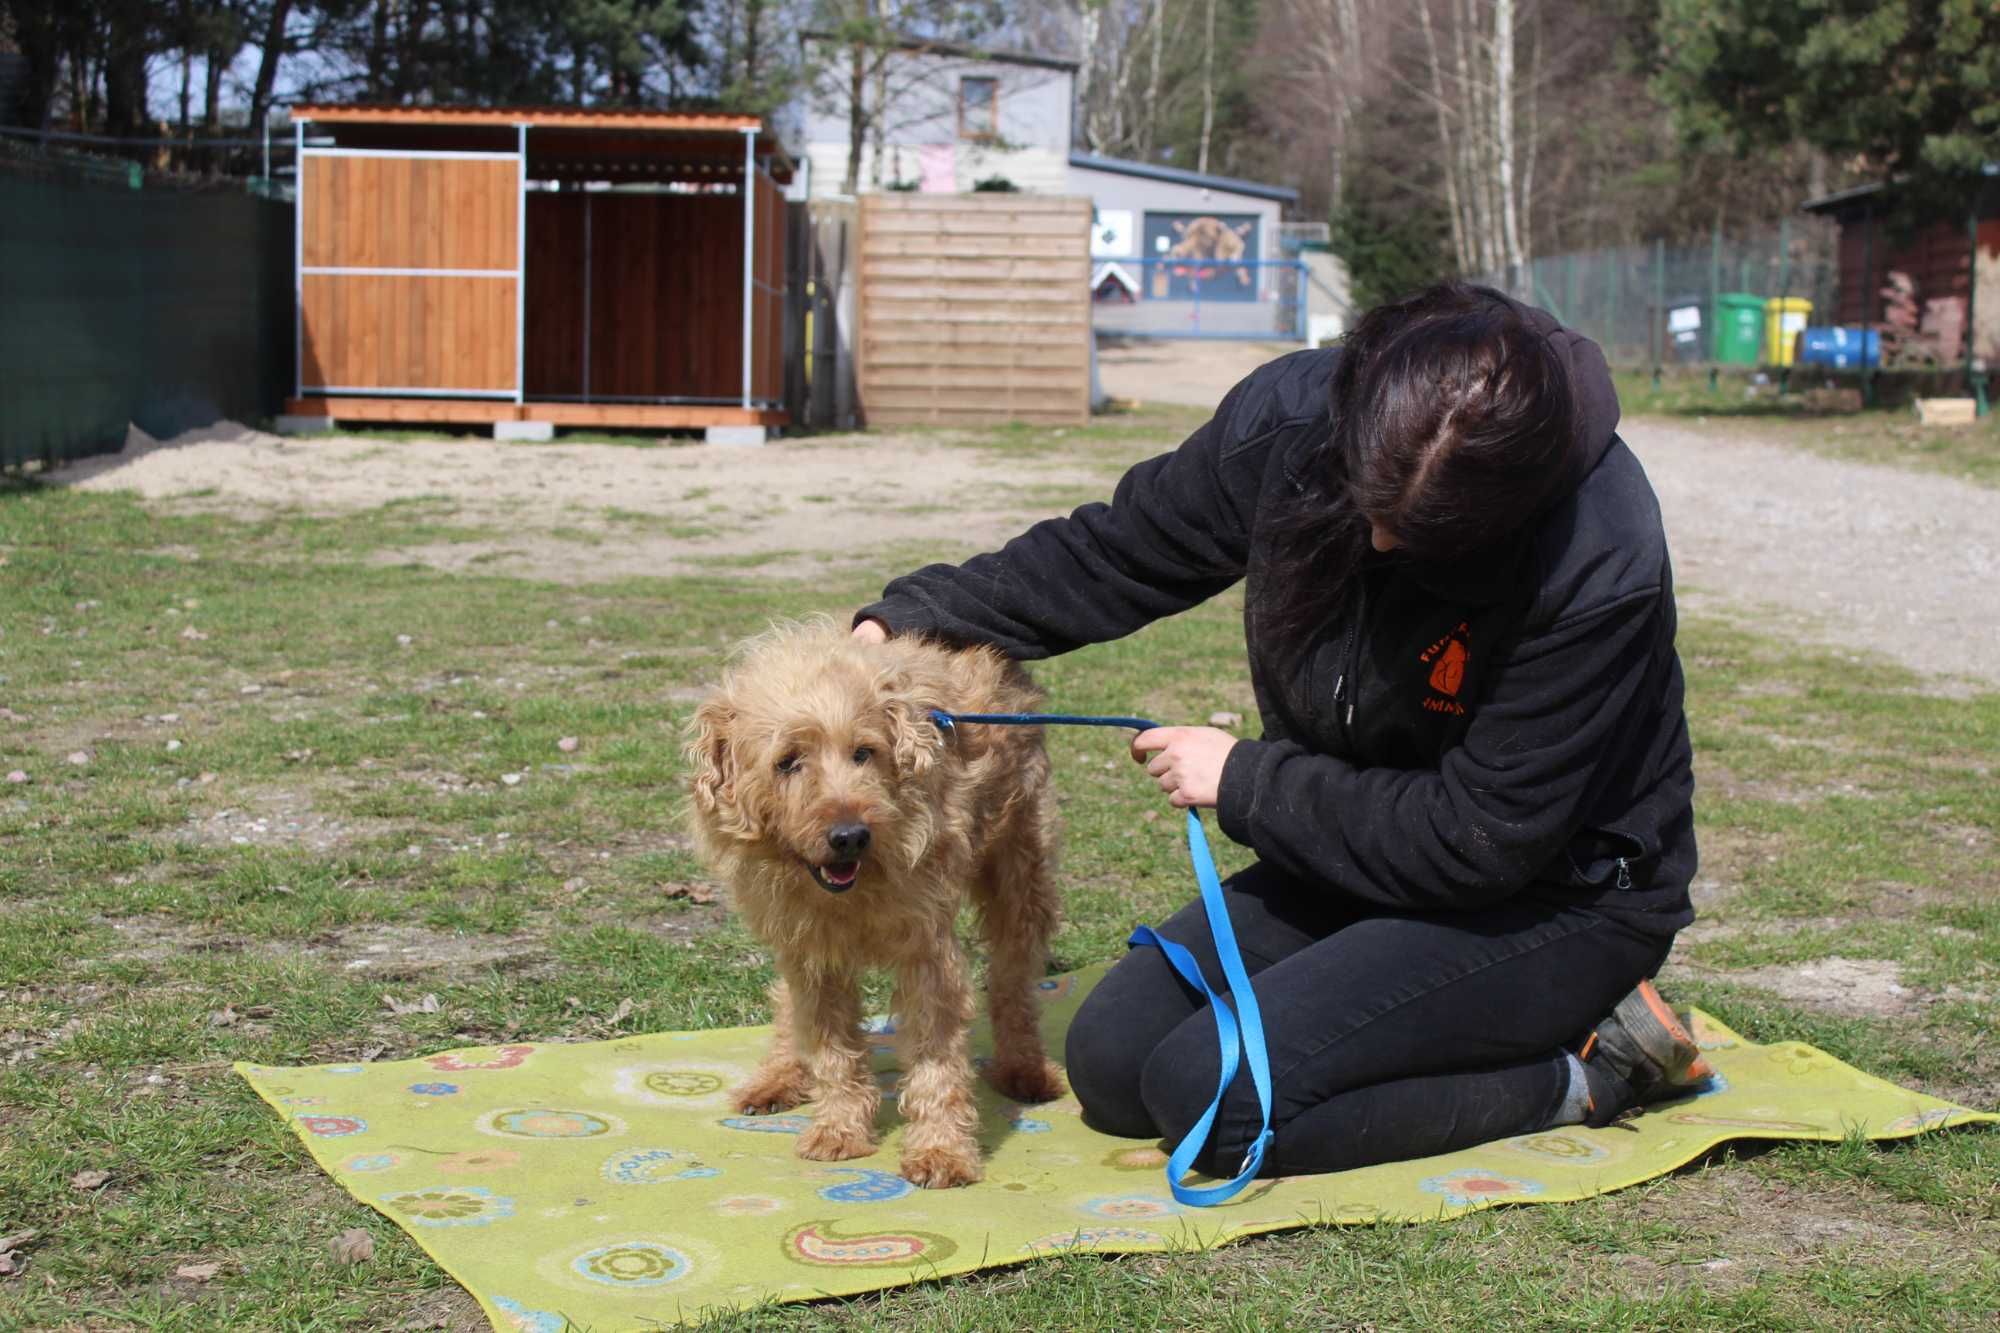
[273,414,332,436]
[493,420,556,442]
[704,425,767,446]
[1914,397,1978,427]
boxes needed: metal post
[1776,217,1792,389]
[1968,205,1987,416]
[1651,237,1664,387]
[1860,206,1876,408]
[741,127,757,410]
[293,117,304,400]
[515,123,527,407]
[1708,223,1721,389]
[1607,246,1622,364]
[1565,253,1578,340]
[581,193,592,402]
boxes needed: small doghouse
[285,105,789,441]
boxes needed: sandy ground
[1097,336,1303,408]
[55,419,1117,584]
[49,361,1999,686]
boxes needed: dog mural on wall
[685,621,1066,1189]
[1167,216,1255,285]
[1146,212,1261,300]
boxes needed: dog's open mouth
[808,860,861,893]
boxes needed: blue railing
[1089,256,1311,342]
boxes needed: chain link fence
[1483,224,1840,370]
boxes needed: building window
[959,76,997,141]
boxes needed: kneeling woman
[852,283,1706,1176]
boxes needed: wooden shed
[283,105,790,441]
[1802,177,2000,364]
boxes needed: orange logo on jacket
[1420,622,1470,716]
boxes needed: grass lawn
[0,419,1994,1330]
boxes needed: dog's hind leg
[892,936,983,1188]
[731,980,816,1115]
[781,963,880,1163]
[974,796,1067,1105]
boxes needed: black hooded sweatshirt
[857,311,1697,936]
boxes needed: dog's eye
[776,752,802,775]
[851,747,873,766]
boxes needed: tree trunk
[1495,0,1525,295]
[869,52,888,187]
[249,0,297,139]
[1198,0,1216,175]
[202,46,224,133]
[369,1,389,99]
[1143,0,1164,155]
[843,38,866,194]
[1451,0,1486,275]
[1418,1,1471,274]
[1520,4,1539,280]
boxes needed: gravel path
[1624,418,1997,687]
[1101,339,1996,686]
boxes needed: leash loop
[931,708,1274,1206]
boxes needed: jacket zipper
[1331,575,1367,741]
[1615,857,1632,891]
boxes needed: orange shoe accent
[1578,1031,1597,1062]
[1636,980,1689,1041]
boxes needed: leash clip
[1239,1129,1275,1179]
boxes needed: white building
[795,35,1078,197]
[792,34,1343,341]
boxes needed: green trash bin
[1713,293,1766,365]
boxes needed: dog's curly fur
[685,620,1065,1188]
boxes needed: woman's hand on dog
[851,618,889,644]
[1131,726,1237,809]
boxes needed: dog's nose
[826,823,871,858]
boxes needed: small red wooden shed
[284,104,789,440]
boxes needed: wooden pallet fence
[857,194,1092,427]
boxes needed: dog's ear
[874,662,945,779]
[685,694,739,815]
[886,698,943,779]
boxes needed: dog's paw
[986,1057,1067,1104]
[731,1070,810,1116]
[900,1143,983,1189]
[794,1122,876,1162]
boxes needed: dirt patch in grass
[1606,1168,1989,1298]
[179,789,402,853]
[1709,956,1919,1019]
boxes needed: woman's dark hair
[1258,281,1583,659]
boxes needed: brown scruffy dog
[684,620,1066,1188]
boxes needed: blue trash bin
[1798,327,1880,370]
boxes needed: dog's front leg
[731,980,815,1114]
[783,962,880,1163]
[893,938,982,1188]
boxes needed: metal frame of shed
[284,104,790,432]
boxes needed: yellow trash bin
[1765,297,1813,366]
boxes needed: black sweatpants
[1064,862,1673,1177]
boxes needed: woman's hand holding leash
[1131,727,1238,809]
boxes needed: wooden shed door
[298,148,521,396]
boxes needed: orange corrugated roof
[292,104,763,133]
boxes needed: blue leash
[931,710,1274,1206]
